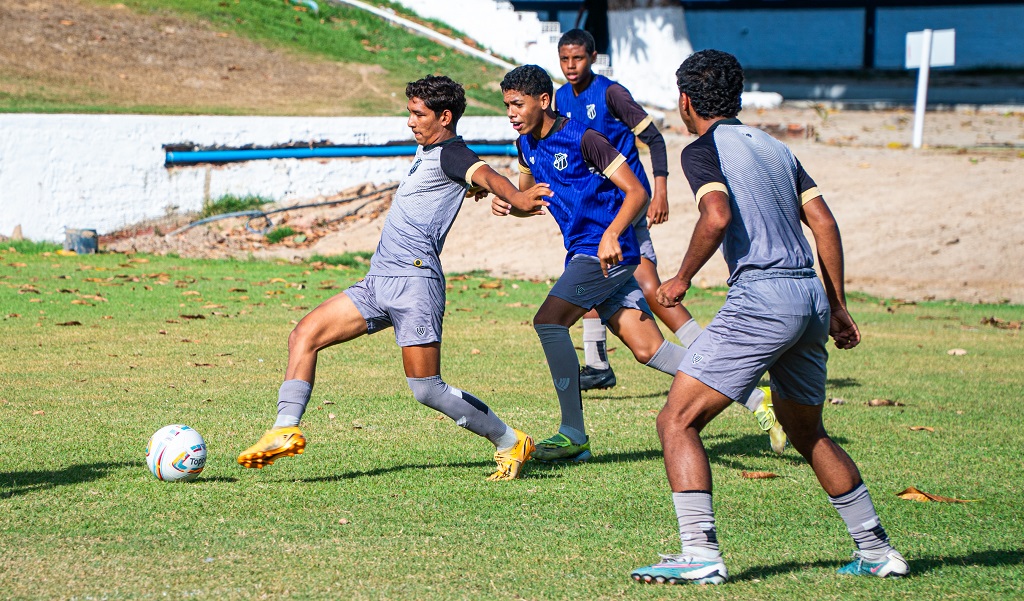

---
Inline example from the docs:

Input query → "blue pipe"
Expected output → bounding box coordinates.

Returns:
[165,143,518,165]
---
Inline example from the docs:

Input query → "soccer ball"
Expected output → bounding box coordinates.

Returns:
[146,425,207,482]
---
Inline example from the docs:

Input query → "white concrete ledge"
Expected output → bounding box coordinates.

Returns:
[0,114,513,242]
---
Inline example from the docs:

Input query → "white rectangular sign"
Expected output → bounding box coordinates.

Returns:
[906,29,956,69]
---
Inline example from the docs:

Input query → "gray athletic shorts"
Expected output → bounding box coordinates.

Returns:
[678,269,830,405]
[634,218,658,265]
[549,254,652,324]
[344,275,443,347]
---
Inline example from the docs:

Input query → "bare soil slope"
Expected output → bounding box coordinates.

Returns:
[0,0,400,115]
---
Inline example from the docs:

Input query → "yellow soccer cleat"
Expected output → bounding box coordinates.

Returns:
[237,426,307,469]
[486,429,535,481]
[754,387,787,455]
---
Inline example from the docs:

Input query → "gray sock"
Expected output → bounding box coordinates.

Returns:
[674,319,703,348]
[407,376,510,446]
[534,323,586,443]
[274,379,312,428]
[742,387,765,413]
[582,317,609,370]
[830,482,894,556]
[645,340,686,375]
[673,491,721,558]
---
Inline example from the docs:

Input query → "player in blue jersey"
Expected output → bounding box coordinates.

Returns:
[495,64,692,463]
[236,75,553,481]
[630,50,907,585]
[553,28,785,453]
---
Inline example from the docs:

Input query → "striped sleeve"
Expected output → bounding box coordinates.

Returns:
[680,137,728,204]
[795,158,821,204]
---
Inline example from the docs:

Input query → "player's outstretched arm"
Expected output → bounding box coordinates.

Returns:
[598,162,649,275]
[657,190,730,307]
[474,165,551,218]
[801,195,860,349]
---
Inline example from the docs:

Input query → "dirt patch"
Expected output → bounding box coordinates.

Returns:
[0,0,403,115]
[105,105,1024,304]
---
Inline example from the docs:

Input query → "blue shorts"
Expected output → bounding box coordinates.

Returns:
[344,275,444,347]
[678,269,830,405]
[549,254,652,324]
[634,219,658,265]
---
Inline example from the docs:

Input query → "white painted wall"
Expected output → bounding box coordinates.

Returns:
[609,7,693,110]
[0,114,513,242]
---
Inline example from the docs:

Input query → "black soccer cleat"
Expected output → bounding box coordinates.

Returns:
[580,365,616,391]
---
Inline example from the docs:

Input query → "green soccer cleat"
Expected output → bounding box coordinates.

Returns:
[754,386,787,454]
[837,549,909,578]
[531,432,592,463]
[237,426,306,469]
[631,554,728,585]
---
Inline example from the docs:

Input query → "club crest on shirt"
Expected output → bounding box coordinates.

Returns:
[529,156,535,164]
[408,158,422,175]
[553,152,568,171]
[586,103,596,120]
[691,354,704,364]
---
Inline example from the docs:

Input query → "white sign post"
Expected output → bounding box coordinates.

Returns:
[906,28,956,149]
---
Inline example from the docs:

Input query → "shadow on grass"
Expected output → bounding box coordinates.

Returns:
[0,461,135,498]
[732,548,1024,581]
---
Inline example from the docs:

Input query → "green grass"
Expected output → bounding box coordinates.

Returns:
[1,249,1023,599]
[200,194,273,218]
[264,225,298,244]
[1,0,508,115]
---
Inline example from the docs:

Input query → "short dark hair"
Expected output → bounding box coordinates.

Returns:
[405,75,466,124]
[500,65,553,99]
[675,50,744,119]
[558,28,595,54]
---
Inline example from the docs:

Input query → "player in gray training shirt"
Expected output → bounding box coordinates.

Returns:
[237,75,553,482]
[630,50,907,585]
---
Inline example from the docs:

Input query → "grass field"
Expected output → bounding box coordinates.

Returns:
[1,247,1023,600]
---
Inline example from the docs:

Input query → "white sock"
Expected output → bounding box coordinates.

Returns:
[494,425,519,452]
[674,319,703,348]
[582,317,609,369]
[743,387,765,413]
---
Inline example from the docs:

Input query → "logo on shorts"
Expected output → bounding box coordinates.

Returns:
[553,153,568,171]
[575,285,585,296]
[416,325,427,337]
[554,377,571,391]
[691,354,704,364]
[586,103,596,120]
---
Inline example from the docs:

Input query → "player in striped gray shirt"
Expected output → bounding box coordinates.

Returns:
[237,75,552,482]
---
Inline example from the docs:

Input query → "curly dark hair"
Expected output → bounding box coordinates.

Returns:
[557,28,595,54]
[405,75,466,125]
[675,50,744,119]
[500,65,553,99]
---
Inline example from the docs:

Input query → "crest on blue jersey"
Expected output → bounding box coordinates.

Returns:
[553,153,568,171]
[408,158,422,175]
[586,103,596,120]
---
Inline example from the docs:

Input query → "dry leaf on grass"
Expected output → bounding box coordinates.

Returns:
[909,426,935,432]
[741,471,779,479]
[868,398,905,407]
[947,348,968,356]
[180,314,206,320]
[896,486,977,503]
[57,321,82,326]
[32,410,45,415]
[479,280,503,289]
[829,397,846,405]
[192,363,215,367]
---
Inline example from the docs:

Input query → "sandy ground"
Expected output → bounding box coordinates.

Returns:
[313,105,1024,304]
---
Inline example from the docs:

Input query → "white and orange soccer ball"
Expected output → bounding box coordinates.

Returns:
[146,425,207,482]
